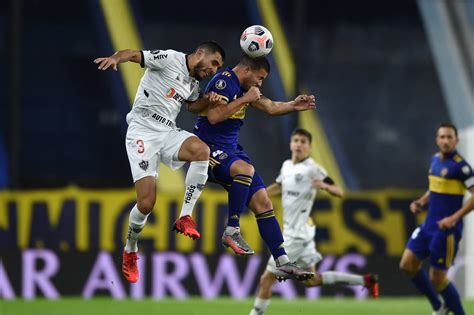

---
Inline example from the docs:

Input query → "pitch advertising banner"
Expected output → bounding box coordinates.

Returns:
[0,187,443,299]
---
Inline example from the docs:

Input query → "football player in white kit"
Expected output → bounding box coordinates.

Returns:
[249,128,379,315]
[94,41,225,283]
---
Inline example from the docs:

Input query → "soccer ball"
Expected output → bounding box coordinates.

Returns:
[240,25,273,58]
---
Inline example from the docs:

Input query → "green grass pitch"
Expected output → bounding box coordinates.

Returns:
[1,297,473,315]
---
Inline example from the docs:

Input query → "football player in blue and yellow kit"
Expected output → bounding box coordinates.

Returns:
[193,55,316,280]
[400,123,474,315]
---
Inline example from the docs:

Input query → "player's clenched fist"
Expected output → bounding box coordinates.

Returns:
[244,86,262,103]
[409,200,422,214]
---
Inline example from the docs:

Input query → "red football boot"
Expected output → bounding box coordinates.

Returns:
[364,273,379,298]
[122,251,139,283]
[173,215,201,240]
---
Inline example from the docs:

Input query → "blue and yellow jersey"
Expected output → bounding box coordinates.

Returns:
[193,68,248,150]
[424,150,474,233]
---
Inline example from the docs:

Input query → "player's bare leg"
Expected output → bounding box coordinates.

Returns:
[173,136,210,240]
[123,176,156,283]
[249,270,276,315]
[400,249,445,314]
[222,160,255,255]
[249,189,313,281]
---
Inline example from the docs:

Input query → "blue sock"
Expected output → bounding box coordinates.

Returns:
[440,282,465,315]
[411,270,442,310]
[256,210,286,260]
[227,174,252,227]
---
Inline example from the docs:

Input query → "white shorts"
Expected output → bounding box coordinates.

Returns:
[125,112,194,182]
[266,237,322,273]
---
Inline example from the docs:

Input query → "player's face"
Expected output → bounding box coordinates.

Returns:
[290,134,311,161]
[242,68,268,91]
[193,51,224,80]
[436,127,458,154]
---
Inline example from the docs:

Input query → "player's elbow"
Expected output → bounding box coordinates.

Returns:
[207,113,222,125]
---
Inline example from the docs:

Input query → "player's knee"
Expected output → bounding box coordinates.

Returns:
[254,197,273,212]
[234,163,255,177]
[189,141,210,160]
[430,276,447,291]
[399,260,417,277]
[137,196,155,214]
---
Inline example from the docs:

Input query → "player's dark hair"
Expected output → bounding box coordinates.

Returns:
[291,128,312,143]
[438,122,458,137]
[237,55,270,73]
[197,41,226,61]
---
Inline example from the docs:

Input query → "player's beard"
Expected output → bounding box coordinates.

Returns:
[192,61,206,81]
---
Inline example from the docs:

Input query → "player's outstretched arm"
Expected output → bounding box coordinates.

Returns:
[438,186,474,230]
[252,94,316,116]
[266,183,282,197]
[206,87,261,124]
[312,179,344,198]
[94,49,142,71]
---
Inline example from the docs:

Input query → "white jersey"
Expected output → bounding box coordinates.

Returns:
[129,49,200,126]
[276,157,328,241]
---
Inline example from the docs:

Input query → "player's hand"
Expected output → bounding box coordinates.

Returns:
[437,215,457,230]
[244,87,262,103]
[94,56,120,71]
[312,179,328,190]
[409,200,423,214]
[205,91,223,105]
[293,95,316,111]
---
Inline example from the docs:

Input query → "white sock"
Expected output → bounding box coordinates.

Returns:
[275,255,290,266]
[124,204,149,253]
[250,298,270,315]
[321,271,364,286]
[179,160,208,217]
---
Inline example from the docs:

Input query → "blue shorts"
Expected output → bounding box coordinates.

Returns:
[207,144,266,206]
[406,226,461,270]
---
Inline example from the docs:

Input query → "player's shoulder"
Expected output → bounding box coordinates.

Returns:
[303,157,320,169]
[453,153,465,163]
[207,68,238,93]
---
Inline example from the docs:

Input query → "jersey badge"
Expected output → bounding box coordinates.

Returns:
[218,152,228,160]
[215,79,226,90]
[295,174,303,182]
[139,160,149,171]
[462,165,471,175]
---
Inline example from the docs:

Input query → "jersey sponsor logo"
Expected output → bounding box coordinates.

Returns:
[184,185,196,204]
[153,54,168,60]
[215,79,226,90]
[287,191,300,197]
[165,87,186,105]
[139,160,149,171]
[151,50,161,54]
[441,168,448,177]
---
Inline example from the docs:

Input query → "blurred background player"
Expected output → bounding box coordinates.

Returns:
[399,123,474,315]
[249,128,379,315]
[193,55,315,281]
[94,41,225,283]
